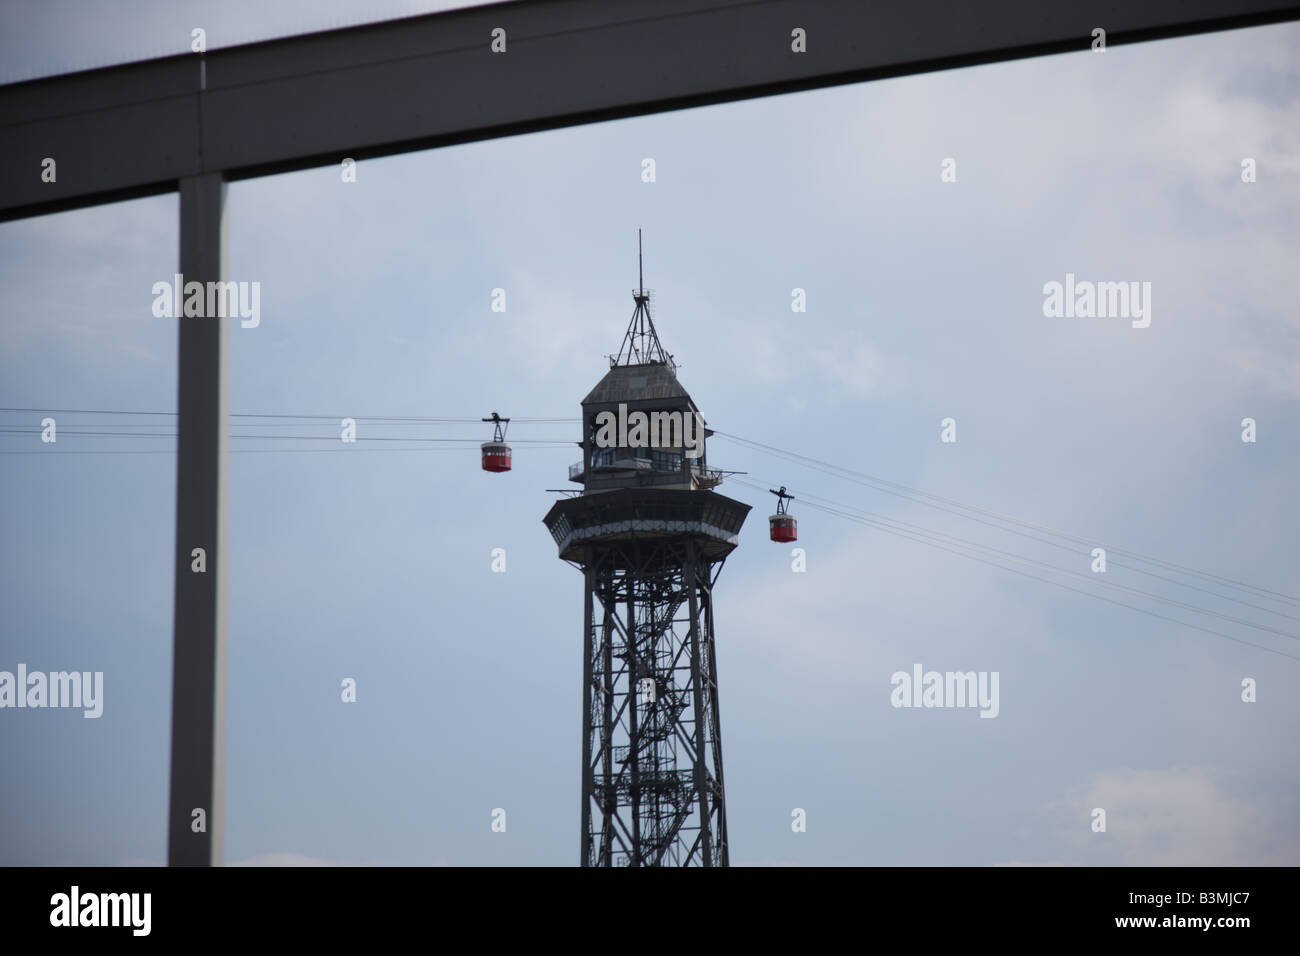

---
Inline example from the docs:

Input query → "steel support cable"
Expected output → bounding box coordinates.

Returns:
[0,406,578,424]
[6,405,1291,611]
[716,431,1300,607]
[0,446,576,455]
[740,475,1300,624]
[729,475,1300,661]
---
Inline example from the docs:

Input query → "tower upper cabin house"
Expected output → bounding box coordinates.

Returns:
[567,245,722,495]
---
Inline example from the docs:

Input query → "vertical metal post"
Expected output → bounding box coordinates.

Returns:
[580,552,595,867]
[684,542,713,866]
[703,582,729,866]
[626,579,642,863]
[168,172,229,866]
[600,585,614,866]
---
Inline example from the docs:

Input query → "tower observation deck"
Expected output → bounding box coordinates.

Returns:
[542,236,750,866]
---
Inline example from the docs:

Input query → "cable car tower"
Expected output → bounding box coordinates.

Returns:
[543,233,750,866]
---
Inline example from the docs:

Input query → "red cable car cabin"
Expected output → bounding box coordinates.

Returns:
[480,412,512,472]
[481,441,512,472]
[768,485,796,541]
[769,513,797,542]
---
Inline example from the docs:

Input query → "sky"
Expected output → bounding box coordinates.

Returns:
[1,4,1298,866]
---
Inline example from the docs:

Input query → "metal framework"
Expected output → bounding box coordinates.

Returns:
[547,488,750,866]
[583,539,728,866]
[2,0,1297,866]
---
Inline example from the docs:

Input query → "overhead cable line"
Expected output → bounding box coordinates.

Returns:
[716,431,1300,608]
[729,477,1300,662]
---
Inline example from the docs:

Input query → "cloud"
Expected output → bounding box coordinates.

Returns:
[1068,766,1298,866]
[809,334,899,399]
[0,195,176,365]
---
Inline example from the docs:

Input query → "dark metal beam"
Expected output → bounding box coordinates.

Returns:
[3,0,1299,222]
[167,173,228,866]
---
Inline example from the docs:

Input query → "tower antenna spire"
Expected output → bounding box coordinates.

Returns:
[614,229,674,368]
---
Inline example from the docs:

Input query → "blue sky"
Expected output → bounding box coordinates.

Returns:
[1,5,1298,866]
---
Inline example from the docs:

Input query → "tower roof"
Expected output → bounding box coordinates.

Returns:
[582,361,692,406]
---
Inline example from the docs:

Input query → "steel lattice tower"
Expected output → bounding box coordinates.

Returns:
[543,239,749,866]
